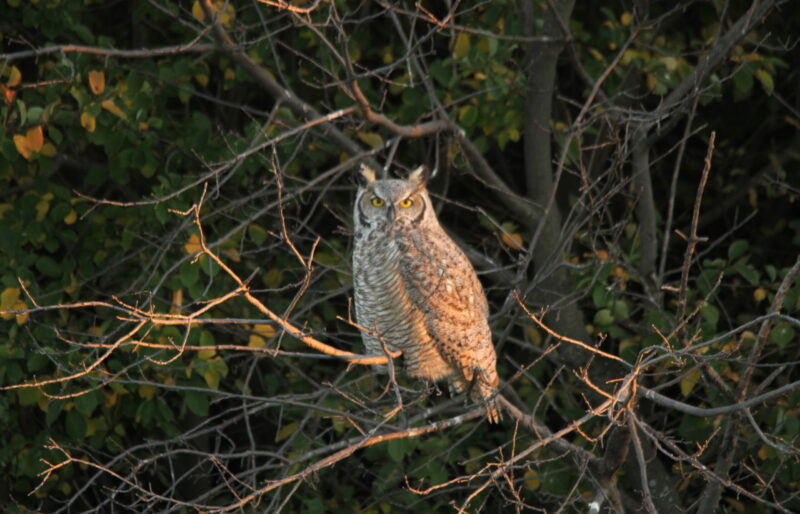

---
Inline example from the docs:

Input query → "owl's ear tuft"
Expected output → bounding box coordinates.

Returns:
[408,165,430,186]
[355,164,378,187]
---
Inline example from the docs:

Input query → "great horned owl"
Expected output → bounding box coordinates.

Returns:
[352,164,500,422]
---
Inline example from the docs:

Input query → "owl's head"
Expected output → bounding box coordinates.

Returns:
[354,164,433,229]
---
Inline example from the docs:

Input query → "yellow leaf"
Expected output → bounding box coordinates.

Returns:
[250,323,276,347]
[622,49,638,65]
[138,384,158,399]
[26,126,44,152]
[524,469,540,490]
[170,289,184,314]
[198,347,216,360]
[620,12,633,26]
[458,104,476,123]
[1,288,21,316]
[382,45,393,64]
[588,48,604,61]
[661,56,678,72]
[646,73,658,91]
[184,233,202,254]
[13,134,32,159]
[40,142,57,157]
[218,1,235,27]
[35,199,50,221]
[501,232,524,251]
[722,369,739,383]
[64,209,78,225]
[680,368,701,397]
[80,112,96,133]
[191,0,205,21]
[248,335,266,348]
[275,421,299,442]
[255,324,276,337]
[85,417,97,437]
[7,65,22,87]
[357,132,383,149]
[101,99,127,120]
[526,325,542,346]
[453,32,470,59]
[104,389,126,407]
[16,304,30,324]
[203,368,220,389]
[88,70,106,95]
[223,247,240,262]
[195,73,209,87]
[263,268,283,288]
[3,85,15,105]
[618,338,637,356]
[753,287,767,302]
[224,68,236,81]
[724,498,746,512]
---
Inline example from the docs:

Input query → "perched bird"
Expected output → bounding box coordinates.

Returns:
[352,164,500,422]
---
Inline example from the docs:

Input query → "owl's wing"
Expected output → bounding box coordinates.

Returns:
[398,228,493,380]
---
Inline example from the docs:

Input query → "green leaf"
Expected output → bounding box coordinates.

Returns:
[727,240,749,261]
[66,409,87,439]
[679,414,713,442]
[458,105,478,129]
[275,421,298,442]
[184,390,209,416]
[770,322,795,347]
[17,387,41,406]
[387,437,409,463]
[35,255,62,278]
[27,106,43,124]
[765,264,777,282]
[179,261,199,288]
[429,60,451,87]
[592,286,611,308]
[732,66,754,100]
[697,269,723,297]
[302,497,325,514]
[453,32,470,59]
[26,352,49,373]
[755,68,774,95]
[612,300,630,321]
[248,224,268,245]
[74,390,100,417]
[197,330,216,360]
[46,399,65,426]
[700,304,719,327]
[736,264,760,285]
[593,309,614,326]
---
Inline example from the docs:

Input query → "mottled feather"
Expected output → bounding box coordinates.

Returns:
[352,164,501,422]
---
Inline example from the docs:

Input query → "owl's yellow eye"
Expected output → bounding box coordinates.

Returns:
[399,198,414,208]
[370,197,384,207]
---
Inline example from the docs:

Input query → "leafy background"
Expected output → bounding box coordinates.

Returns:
[1,0,799,512]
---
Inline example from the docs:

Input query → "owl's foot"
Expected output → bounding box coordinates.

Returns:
[470,377,502,424]
[482,398,502,424]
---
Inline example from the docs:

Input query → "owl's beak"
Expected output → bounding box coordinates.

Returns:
[385,204,395,221]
